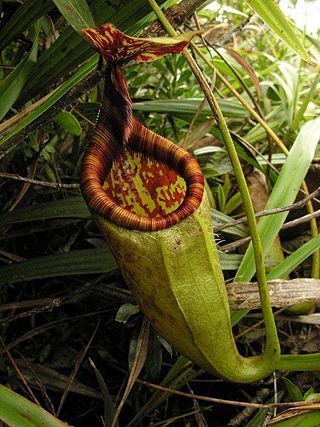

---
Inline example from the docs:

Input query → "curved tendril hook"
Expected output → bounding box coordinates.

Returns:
[80,24,280,383]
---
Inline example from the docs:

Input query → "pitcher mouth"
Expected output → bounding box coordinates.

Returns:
[80,118,204,231]
[79,25,204,231]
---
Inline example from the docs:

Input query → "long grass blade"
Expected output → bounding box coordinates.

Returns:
[134,98,249,119]
[0,248,241,286]
[0,197,88,226]
[111,318,150,427]
[267,235,320,280]
[0,0,53,51]
[244,0,309,61]
[236,118,320,282]
[89,359,119,427]
[0,21,40,121]
[0,57,97,156]
[53,0,95,33]
[0,248,117,286]
[0,384,68,427]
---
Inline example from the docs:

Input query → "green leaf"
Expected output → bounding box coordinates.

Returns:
[145,327,163,382]
[305,392,320,402]
[304,389,316,401]
[79,98,249,122]
[267,235,320,280]
[217,185,226,212]
[270,411,320,426]
[0,0,54,51]
[282,378,304,402]
[277,341,320,384]
[134,98,249,119]
[219,253,242,270]
[0,197,88,227]
[116,303,140,323]
[0,247,239,286]
[0,21,40,121]
[53,111,82,135]
[0,197,249,239]
[0,249,117,286]
[224,191,242,215]
[278,353,320,372]
[244,106,285,144]
[18,0,168,105]
[89,359,119,427]
[0,384,68,427]
[290,70,320,132]
[244,0,310,62]
[237,118,320,282]
[212,209,249,238]
[53,0,95,34]
[0,57,97,156]
[245,392,284,427]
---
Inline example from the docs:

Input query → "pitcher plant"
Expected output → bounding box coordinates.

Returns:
[80,23,280,383]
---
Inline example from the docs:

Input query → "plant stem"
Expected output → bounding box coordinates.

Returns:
[193,44,319,279]
[147,0,280,360]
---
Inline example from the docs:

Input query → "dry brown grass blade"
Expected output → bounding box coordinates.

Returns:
[0,248,26,262]
[1,310,111,352]
[0,91,54,134]
[16,360,102,400]
[16,354,56,415]
[224,46,262,97]
[8,156,38,212]
[110,317,150,427]
[0,337,40,406]
[56,320,100,416]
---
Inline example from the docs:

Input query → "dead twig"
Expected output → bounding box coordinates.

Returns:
[0,172,80,190]
[137,379,320,410]
[215,187,320,232]
[219,207,320,252]
[56,321,100,416]
[2,279,320,327]
[227,278,320,310]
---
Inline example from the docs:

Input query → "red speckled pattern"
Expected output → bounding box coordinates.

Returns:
[104,150,187,218]
[82,23,195,64]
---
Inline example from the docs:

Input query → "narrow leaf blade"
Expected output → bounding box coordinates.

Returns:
[0,0,53,51]
[237,118,320,281]
[244,0,310,61]
[0,197,89,227]
[53,0,95,33]
[0,56,97,156]
[267,235,320,281]
[0,248,117,286]
[0,384,68,427]
[0,23,39,121]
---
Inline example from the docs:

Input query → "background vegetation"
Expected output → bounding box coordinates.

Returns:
[0,0,320,425]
